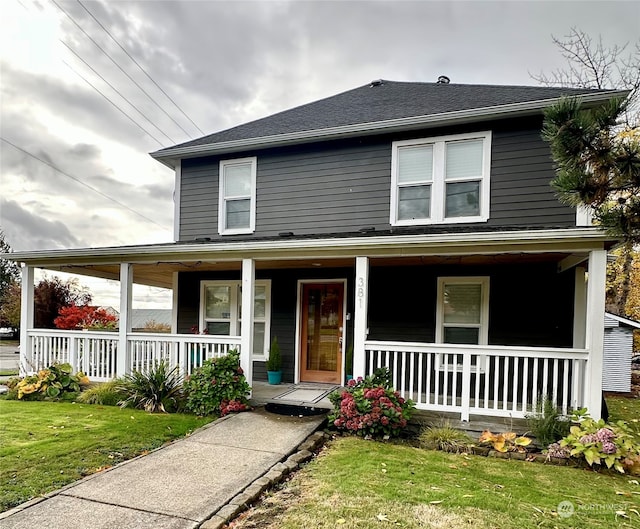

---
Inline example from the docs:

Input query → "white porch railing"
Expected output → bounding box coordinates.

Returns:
[24,330,241,381]
[364,340,589,421]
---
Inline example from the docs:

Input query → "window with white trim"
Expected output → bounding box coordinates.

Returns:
[200,280,271,359]
[435,277,490,372]
[390,132,491,225]
[218,157,257,235]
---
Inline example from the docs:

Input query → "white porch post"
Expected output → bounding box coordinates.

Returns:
[171,271,179,334]
[573,266,587,348]
[240,258,255,391]
[584,250,606,419]
[19,264,35,376]
[117,263,133,377]
[353,256,369,380]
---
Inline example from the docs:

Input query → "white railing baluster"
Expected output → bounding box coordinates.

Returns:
[521,357,529,414]
[483,356,490,411]
[552,358,559,405]
[502,357,509,411]
[562,359,569,415]
[493,357,500,410]
[512,356,519,413]
[425,352,432,405]
[408,352,415,402]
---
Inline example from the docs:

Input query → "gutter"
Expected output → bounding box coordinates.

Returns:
[6,228,615,266]
[149,91,628,169]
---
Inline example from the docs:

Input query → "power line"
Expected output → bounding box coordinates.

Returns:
[63,60,165,147]
[61,41,176,144]
[76,0,205,136]
[50,0,194,139]
[1,137,170,232]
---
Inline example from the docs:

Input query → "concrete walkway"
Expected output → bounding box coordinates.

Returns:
[0,408,326,529]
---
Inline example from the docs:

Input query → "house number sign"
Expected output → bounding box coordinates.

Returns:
[357,276,365,308]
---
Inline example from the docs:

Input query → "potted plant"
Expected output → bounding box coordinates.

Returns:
[266,336,282,385]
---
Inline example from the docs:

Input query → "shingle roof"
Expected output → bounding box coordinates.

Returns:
[155,80,618,154]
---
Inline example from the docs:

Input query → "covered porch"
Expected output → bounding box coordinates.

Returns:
[12,228,609,420]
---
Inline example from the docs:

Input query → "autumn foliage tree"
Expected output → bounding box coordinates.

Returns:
[54,305,117,330]
[34,277,92,329]
[0,230,20,328]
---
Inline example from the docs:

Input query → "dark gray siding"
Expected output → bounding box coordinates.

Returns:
[177,267,355,383]
[367,261,574,348]
[179,115,575,241]
[176,261,574,382]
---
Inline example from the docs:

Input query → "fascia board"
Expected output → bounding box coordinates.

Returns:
[149,91,628,167]
[604,312,640,329]
[6,228,614,267]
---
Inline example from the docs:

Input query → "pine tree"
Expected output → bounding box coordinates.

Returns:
[542,96,640,243]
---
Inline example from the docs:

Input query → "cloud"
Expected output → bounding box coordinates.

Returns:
[2,0,638,309]
[1,199,86,251]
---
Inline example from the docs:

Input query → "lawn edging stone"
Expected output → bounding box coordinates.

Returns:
[468,444,580,468]
[200,430,329,529]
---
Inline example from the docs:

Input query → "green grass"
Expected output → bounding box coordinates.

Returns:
[607,394,640,436]
[0,369,18,376]
[234,437,640,529]
[0,399,213,512]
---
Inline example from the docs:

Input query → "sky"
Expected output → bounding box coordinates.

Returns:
[1,0,639,309]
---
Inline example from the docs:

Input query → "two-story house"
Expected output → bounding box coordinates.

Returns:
[10,78,626,421]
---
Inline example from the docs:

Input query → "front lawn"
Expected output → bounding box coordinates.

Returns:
[607,394,640,436]
[232,437,640,528]
[0,400,213,512]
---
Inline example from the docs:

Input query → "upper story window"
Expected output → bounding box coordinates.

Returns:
[218,157,257,235]
[390,131,491,226]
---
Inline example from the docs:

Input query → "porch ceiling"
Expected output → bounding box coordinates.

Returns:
[44,252,577,290]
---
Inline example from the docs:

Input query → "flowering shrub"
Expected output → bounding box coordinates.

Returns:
[557,408,640,474]
[184,350,251,416]
[328,368,415,439]
[54,304,117,330]
[14,363,89,400]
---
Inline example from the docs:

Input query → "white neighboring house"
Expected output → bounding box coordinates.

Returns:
[603,312,639,393]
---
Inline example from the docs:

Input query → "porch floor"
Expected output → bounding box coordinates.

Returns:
[250,382,529,439]
[250,381,336,410]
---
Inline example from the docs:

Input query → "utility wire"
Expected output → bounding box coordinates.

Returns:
[51,0,194,139]
[0,137,170,232]
[76,0,205,136]
[62,41,176,144]
[64,60,165,147]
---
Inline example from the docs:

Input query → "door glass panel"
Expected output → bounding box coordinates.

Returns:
[305,285,341,372]
[205,286,231,319]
